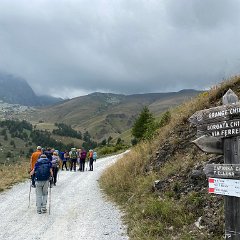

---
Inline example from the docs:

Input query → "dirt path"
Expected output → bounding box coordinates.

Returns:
[0,152,129,240]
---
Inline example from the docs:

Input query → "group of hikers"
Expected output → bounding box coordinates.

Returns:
[29,146,97,214]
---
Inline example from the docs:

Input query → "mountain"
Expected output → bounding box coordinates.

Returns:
[25,90,202,142]
[0,72,62,106]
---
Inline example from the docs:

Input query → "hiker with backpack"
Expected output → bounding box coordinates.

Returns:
[59,150,64,169]
[79,148,87,171]
[62,150,69,171]
[44,147,53,161]
[93,150,97,162]
[29,146,42,188]
[51,151,60,186]
[77,148,81,166]
[30,154,53,214]
[69,148,78,171]
[88,149,94,171]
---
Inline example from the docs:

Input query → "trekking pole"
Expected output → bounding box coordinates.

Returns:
[49,182,52,215]
[28,178,32,208]
[58,169,60,181]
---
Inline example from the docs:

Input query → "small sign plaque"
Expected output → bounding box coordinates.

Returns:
[208,178,240,197]
[204,164,240,179]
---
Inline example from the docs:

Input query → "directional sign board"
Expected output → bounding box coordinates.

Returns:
[197,119,240,138]
[208,178,240,197]
[189,103,240,126]
[204,164,240,179]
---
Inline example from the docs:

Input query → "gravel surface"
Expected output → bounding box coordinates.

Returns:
[0,152,129,240]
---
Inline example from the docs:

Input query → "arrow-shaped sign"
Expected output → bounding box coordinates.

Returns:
[192,135,223,154]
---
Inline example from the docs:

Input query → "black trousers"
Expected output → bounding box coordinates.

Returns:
[52,167,58,184]
[70,159,77,171]
[62,161,68,170]
[89,158,94,171]
[79,159,85,171]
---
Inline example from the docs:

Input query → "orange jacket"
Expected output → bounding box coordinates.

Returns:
[30,150,42,170]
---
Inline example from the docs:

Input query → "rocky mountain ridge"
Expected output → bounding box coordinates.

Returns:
[0,72,62,106]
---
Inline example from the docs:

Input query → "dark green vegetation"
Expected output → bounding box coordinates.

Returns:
[0,119,69,163]
[0,119,128,165]
[53,123,82,139]
[131,107,171,144]
[100,77,240,239]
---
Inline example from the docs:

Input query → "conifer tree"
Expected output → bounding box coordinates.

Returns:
[131,106,155,141]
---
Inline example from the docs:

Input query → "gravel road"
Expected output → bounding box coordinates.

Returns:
[0,152,129,240]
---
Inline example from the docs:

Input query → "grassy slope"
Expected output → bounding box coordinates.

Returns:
[99,76,240,239]
[0,161,29,192]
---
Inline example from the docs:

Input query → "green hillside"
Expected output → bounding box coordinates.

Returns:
[99,76,240,239]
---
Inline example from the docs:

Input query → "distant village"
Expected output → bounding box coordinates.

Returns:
[0,100,35,120]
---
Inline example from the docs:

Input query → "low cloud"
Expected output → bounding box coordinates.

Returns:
[0,0,240,97]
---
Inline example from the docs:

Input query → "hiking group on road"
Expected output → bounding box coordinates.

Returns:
[29,146,97,214]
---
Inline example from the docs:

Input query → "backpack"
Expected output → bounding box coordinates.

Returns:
[51,156,59,168]
[71,150,77,159]
[35,159,51,181]
[80,150,87,159]
[44,150,52,161]
[93,152,97,160]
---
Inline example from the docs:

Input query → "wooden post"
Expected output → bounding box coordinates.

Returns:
[189,89,240,239]
[223,90,240,240]
[224,136,240,239]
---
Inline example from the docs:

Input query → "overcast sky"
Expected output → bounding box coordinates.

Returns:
[0,0,240,98]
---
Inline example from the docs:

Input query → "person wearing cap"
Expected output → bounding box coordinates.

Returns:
[30,146,42,188]
[30,154,53,214]
[69,147,78,171]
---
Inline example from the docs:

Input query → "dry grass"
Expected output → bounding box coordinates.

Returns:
[100,142,152,200]
[100,75,240,239]
[0,160,29,192]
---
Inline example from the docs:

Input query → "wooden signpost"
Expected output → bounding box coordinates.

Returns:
[189,89,240,240]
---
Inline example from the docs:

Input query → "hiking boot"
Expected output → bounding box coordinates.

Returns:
[31,184,36,188]
[37,210,42,214]
[41,208,47,213]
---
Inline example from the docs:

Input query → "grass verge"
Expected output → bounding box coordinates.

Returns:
[0,160,29,192]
